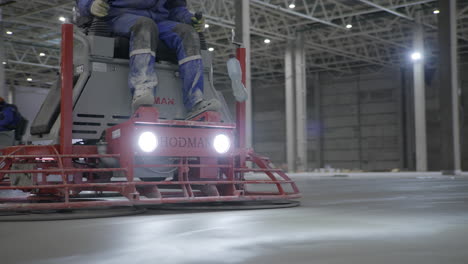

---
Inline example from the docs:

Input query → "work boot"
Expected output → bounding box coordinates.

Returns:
[132,87,155,112]
[186,99,221,120]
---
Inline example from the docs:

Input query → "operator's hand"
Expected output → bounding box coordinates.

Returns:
[191,15,206,33]
[90,0,109,18]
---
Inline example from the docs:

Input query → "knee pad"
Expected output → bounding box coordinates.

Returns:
[130,17,159,57]
[172,23,201,62]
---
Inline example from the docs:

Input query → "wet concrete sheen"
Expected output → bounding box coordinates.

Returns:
[1,176,468,264]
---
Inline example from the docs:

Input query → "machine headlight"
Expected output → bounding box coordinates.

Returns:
[138,132,158,153]
[213,134,231,154]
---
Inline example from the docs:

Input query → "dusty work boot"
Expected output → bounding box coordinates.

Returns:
[132,87,155,113]
[186,99,221,120]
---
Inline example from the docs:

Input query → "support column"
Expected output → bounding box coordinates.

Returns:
[285,42,296,172]
[234,0,252,150]
[285,35,308,172]
[438,0,461,174]
[295,34,307,172]
[314,73,323,168]
[413,19,428,172]
[0,8,6,99]
[7,84,14,104]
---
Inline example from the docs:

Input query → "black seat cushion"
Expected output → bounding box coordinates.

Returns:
[114,37,178,64]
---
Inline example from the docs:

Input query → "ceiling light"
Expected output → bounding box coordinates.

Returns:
[6,31,12,35]
[411,52,423,61]
[346,24,353,29]
[208,47,215,52]
[27,78,33,82]
[2,62,6,65]
[205,24,210,29]
[289,3,296,9]
[59,16,66,22]
[264,39,271,44]
[39,53,46,57]
[433,9,440,14]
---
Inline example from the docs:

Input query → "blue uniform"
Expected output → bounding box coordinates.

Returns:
[77,0,204,109]
[0,103,21,132]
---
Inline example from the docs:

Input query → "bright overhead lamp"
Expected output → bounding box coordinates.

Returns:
[2,62,6,65]
[39,53,46,57]
[264,38,271,44]
[346,24,353,29]
[411,51,423,61]
[208,47,215,52]
[433,9,440,14]
[6,31,12,35]
[205,24,210,29]
[289,3,296,9]
[59,16,66,22]
[27,78,33,82]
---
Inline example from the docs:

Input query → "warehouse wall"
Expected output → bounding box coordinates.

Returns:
[218,80,288,168]
[248,70,403,171]
[311,70,403,171]
[251,80,287,168]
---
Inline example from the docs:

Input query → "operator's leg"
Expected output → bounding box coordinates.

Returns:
[111,14,159,112]
[157,21,220,117]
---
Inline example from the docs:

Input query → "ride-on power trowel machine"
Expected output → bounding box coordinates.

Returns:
[0,22,300,211]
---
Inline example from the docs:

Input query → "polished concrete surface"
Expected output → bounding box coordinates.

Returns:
[1,175,468,264]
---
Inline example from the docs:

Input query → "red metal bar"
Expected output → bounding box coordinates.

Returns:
[0,168,127,174]
[60,24,74,157]
[0,181,295,190]
[0,154,120,159]
[235,168,283,172]
[0,194,302,211]
[135,164,232,168]
[135,119,235,129]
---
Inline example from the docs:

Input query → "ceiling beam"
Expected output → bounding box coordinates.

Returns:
[250,0,344,29]
[356,0,415,21]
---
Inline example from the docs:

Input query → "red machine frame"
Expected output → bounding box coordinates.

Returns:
[0,24,300,211]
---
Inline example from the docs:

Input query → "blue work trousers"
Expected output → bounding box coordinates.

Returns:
[112,14,204,110]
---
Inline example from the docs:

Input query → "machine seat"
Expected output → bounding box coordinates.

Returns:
[30,36,179,137]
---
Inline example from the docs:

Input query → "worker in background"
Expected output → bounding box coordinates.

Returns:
[0,97,27,147]
[77,0,220,118]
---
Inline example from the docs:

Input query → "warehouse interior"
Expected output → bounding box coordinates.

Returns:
[1,0,468,263]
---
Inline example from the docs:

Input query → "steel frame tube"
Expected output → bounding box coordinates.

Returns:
[60,24,73,157]
[235,0,252,150]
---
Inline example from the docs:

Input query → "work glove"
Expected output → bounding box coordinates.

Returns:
[90,0,109,18]
[191,15,206,33]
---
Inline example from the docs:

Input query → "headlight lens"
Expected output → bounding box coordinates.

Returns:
[213,134,231,154]
[138,132,158,153]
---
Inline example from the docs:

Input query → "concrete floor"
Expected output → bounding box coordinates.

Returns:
[1,174,468,264]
